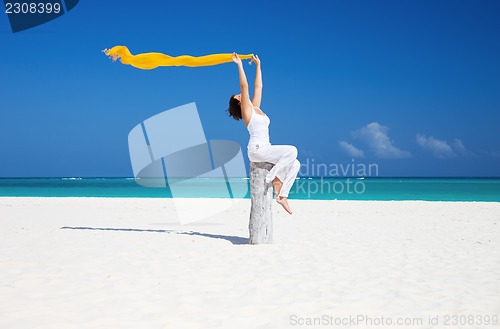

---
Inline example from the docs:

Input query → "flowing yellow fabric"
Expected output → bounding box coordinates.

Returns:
[103,46,254,70]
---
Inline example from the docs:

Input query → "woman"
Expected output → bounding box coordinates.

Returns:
[228,53,300,214]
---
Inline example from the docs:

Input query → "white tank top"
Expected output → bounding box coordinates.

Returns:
[247,106,270,148]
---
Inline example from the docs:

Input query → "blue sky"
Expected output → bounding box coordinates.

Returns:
[1,0,499,177]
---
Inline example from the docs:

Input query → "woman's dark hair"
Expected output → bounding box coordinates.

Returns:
[228,95,242,120]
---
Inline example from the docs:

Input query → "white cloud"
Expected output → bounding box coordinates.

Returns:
[352,122,411,159]
[479,150,500,158]
[416,134,455,159]
[339,141,365,158]
[452,138,466,154]
[452,138,477,157]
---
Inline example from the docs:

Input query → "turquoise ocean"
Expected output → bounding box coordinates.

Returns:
[0,177,499,201]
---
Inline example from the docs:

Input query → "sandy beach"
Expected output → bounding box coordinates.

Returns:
[1,197,499,328]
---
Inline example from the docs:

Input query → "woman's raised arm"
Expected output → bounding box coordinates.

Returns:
[232,53,252,121]
[252,55,262,108]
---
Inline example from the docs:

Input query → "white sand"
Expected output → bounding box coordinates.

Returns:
[1,197,499,329]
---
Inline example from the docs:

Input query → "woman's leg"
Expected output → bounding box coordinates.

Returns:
[259,145,298,184]
[274,159,300,214]
[248,145,297,174]
[277,159,300,198]
[248,145,299,214]
[272,177,283,197]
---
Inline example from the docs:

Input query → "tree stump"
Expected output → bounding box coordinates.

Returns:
[249,162,274,244]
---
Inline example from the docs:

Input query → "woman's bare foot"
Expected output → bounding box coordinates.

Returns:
[272,178,282,199]
[276,196,293,214]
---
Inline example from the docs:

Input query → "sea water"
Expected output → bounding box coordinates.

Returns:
[0,177,499,201]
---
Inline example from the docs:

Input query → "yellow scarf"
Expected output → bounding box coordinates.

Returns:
[103,46,254,70]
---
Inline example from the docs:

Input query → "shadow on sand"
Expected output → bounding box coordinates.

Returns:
[60,226,249,245]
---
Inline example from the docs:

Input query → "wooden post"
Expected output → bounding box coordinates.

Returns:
[249,162,274,244]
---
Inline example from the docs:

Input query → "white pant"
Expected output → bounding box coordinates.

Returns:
[248,144,300,197]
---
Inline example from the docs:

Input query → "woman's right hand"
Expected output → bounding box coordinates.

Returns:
[232,52,242,65]
[251,54,260,66]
